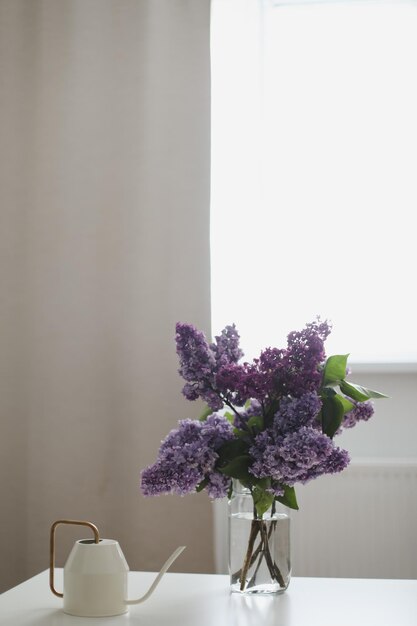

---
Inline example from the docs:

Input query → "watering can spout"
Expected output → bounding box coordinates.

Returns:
[125,546,186,605]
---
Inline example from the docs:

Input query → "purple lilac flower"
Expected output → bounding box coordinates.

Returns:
[201,412,236,447]
[175,323,220,409]
[216,319,331,407]
[175,323,244,410]
[210,324,243,366]
[175,323,215,382]
[256,347,287,396]
[268,482,285,497]
[142,420,215,496]
[141,414,234,497]
[294,446,350,482]
[141,320,379,506]
[342,400,374,429]
[216,362,270,406]
[249,425,349,486]
[249,429,277,478]
[228,321,331,405]
[206,472,231,498]
[272,392,322,436]
[216,348,288,406]
[279,427,330,469]
[181,383,200,401]
[283,319,332,396]
[320,447,350,474]
[141,458,202,497]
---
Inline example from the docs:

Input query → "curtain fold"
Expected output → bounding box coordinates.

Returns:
[0,0,212,592]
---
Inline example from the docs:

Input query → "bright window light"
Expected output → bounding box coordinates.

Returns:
[210,0,417,364]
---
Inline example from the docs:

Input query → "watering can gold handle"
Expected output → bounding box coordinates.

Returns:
[49,519,100,597]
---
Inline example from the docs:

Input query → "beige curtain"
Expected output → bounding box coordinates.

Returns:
[0,0,211,592]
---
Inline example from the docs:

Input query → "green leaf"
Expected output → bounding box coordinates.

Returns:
[252,486,275,518]
[253,477,271,490]
[247,415,264,433]
[336,394,355,414]
[217,439,248,465]
[218,455,251,479]
[196,478,209,492]
[320,386,337,398]
[275,485,299,510]
[198,405,213,421]
[340,380,389,402]
[322,354,349,386]
[233,428,249,439]
[224,411,235,424]
[321,394,345,438]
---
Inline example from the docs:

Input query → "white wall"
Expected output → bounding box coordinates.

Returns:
[0,0,212,594]
[337,369,417,459]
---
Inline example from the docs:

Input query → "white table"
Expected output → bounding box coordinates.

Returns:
[1,569,416,626]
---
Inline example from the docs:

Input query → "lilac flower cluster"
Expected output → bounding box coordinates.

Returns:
[176,322,242,410]
[141,319,379,506]
[141,413,234,497]
[284,320,331,395]
[342,400,374,429]
[250,426,349,487]
[217,320,331,404]
[248,391,349,487]
[210,325,244,366]
[272,392,322,436]
[176,319,331,411]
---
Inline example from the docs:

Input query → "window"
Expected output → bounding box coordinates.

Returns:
[210,0,417,365]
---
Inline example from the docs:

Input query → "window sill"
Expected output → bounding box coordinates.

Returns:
[348,362,417,374]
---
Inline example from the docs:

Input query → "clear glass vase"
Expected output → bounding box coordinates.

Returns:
[228,480,291,594]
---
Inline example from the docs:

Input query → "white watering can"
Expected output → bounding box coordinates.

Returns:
[49,519,185,617]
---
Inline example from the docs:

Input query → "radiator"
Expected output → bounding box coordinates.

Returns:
[213,459,417,579]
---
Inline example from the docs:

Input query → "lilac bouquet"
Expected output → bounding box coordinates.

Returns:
[141,319,386,590]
